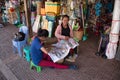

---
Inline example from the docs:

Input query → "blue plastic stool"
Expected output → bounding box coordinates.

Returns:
[12,26,28,57]
[23,45,31,62]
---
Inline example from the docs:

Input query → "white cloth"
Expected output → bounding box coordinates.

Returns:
[105,0,120,59]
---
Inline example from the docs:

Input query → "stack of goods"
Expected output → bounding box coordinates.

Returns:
[32,0,61,37]
[44,1,61,37]
[45,1,61,16]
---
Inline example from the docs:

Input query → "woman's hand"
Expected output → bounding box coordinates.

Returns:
[65,36,70,40]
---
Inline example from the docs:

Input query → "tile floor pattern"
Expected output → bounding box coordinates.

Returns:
[0,71,7,80]
[0,23,120,80]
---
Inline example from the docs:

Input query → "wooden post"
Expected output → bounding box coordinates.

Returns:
[24,0,33,38]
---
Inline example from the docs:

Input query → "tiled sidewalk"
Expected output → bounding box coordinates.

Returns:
[0,71,7,80]
[0,24,120,80]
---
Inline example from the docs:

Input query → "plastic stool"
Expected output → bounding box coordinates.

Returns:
[23,45,31,62]
[30,61,41,73]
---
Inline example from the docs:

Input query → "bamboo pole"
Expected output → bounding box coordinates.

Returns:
[24,0,33,37]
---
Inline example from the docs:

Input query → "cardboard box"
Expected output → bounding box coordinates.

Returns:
[41,8,45,15]
[45,1,61,15]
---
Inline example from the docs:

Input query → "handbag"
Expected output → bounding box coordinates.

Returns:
[14,32,25,41]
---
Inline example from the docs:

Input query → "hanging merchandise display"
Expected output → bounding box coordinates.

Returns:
[1,2,8,23]
[0,1,6,23]
[105,1,113,14]
[11,0,21,24]
[2,11,8,23]
[87,2,96,26]
[31,0,90,38]
[7,1,17,24]
[95,1,102,17]
[68,0,78,34]
[3,0,21,25]
[61,4,67,15]
[70,11,77,20]
[70,0,74,10]
[74,5,81,18]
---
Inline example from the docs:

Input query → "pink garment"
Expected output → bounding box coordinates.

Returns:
[39,53,69,69]
[55,24,73,41]
[39,60,69,69]
[43,53,51,61]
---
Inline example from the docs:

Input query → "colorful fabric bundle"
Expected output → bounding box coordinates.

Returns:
[95,2,102,16]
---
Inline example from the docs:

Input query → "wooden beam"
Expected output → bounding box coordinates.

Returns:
[24,0,32,37]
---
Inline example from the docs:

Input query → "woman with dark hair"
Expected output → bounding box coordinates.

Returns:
[55,15,73,41]
[30,28,77,69]
[55,15,78,62]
